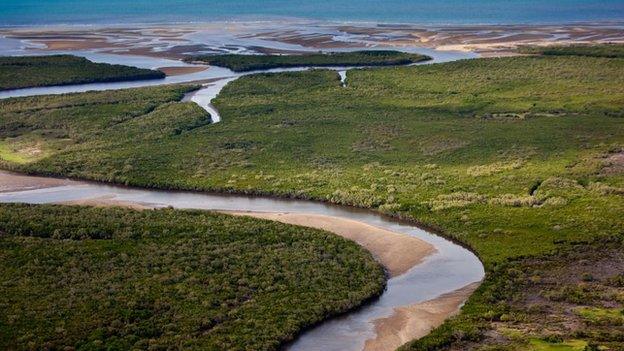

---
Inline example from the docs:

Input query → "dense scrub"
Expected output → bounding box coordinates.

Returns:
[0,55,165,90]
[187,50,430,71]
[0,85,201,164]
[401,234,624,351]
[0,203,385,350]
[1,55,623,349]
[518,43,624,58]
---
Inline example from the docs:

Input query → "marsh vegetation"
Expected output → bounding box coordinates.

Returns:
[0,204,385,350]
[1,54,623,350]
[187,50,430,71]
[0,55,165,91]
[518,43,624,59]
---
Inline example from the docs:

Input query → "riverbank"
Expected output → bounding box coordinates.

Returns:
[0,169,484,351]
[224,211,435,278]
[1,52,619,350]
[0,202,387,351]
[157,65,208,76]
[26,176,438,279]
[364,282,480,351]
[0,170,72,192]
[2,44,621,350]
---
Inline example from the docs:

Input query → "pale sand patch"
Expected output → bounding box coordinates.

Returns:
[58,195,152,210]
[224,211,436,277]
[157,66,208,76]
[48,192,435,278]
[602,151,624,176]
[0,171,72,193]
[363,282,481,351]
[33,39,121,51]
[0,171,435,277]
[1,170,474,350]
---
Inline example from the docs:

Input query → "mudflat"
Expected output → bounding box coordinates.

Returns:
[0,171,72,193]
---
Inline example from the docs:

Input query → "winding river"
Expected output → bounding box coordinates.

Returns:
[0,48,484,351]
[0,48,477,122]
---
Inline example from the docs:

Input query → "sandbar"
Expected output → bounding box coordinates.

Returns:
[363,282,481,351]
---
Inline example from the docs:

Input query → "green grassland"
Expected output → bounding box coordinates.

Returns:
[518,43,624,58]
[0,203,385,350]
[187,50,430,71]
[1,54,623,349]
[0,55,165,91]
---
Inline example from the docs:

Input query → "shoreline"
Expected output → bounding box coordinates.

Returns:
[0,166,484,265]
[2,21,623,60]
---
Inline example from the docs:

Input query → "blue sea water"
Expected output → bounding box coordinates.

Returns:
[1,0,624,26]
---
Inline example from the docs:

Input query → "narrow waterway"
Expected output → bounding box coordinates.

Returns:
[0,172,484,351]
[0,49,477,122]
[0,48,483,350]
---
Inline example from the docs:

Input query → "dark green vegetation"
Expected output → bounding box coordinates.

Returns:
[0,203,385,350]
[0,55,165,91]
[187,50,430,71]
[1,55,623,350]
[519,43,624,59]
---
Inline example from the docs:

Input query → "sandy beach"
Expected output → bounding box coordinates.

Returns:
[363,282,481,351]
[59,195,153,210]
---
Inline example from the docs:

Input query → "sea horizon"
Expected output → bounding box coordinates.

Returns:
[2,0,624,27]
[3,18,624,30]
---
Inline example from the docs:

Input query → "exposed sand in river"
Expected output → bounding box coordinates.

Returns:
[0,172,464,351]
[1,172,436,279]
[0,171,72,193]
[225,211,436,278]
[0,171,435,278]
[363,282,481,351]
[157,66,208,76]
[32,39,117,51]
[60,195,153,210]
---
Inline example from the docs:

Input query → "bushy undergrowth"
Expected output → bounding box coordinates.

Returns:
[0,55,165,90]
[0,204,385,350]
[187,50,430,71]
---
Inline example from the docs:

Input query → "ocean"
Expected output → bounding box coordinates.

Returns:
[1,0,624,26]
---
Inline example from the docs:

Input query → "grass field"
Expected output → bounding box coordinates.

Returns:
[1,54,623,349]
[187,50,430,71]
[0,204,385,351]
[0,55,165,90]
